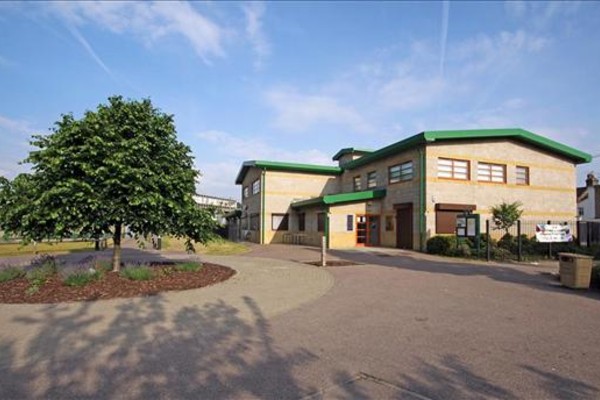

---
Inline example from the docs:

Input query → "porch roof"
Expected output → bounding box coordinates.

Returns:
[291,189,386,209]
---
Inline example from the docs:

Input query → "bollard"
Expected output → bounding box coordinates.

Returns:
[321,236,327,267]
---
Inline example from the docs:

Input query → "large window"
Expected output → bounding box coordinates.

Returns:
[243,186,249,198]
[389,161,413,183]
[252,179,260,195]
[477,162,506,183]
[435,204,475,234]
[317,212,326,232]
[298,213,305,231]
[271,214,289,231]
[353,176,362,191]
[367,171,377,188]
[438,158,469,180]
[516,166,529,185]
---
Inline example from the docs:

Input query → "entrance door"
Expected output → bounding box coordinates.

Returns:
[396,204,413,249]
[356,215,380,246]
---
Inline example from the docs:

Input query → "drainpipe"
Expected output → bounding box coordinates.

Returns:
[325,206,330,249]
[261,168,266,245]
[419,147,426,251]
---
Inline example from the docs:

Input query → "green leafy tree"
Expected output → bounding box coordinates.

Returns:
[490,201,524,236]
[0,96,216,271]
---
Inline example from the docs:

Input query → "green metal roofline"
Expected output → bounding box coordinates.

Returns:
[343,128,592,170]
[291,189,386,209]
[332,147,374,161]
[235,160,342,184]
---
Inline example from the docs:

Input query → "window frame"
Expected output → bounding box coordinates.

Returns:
[437,158,470,181]
[388,161,414,184]
[271,213,289,231]
[252,179,260,195]
[477,162,506,184]
[367,171,377,188]
[243,186,249,199]
[346,215,354,231]
[353,176,362,192]
[516,166,530,186]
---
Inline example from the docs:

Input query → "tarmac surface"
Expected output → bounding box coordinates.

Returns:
[1,243,599,399]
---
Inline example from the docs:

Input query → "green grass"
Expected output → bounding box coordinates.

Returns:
[0,241,107,257]
[0,267,25,283]
[176,262,203,272]
[120,265,154,281]
[161,237,248,255]
[63,270,102,287]
[26,260,58,293]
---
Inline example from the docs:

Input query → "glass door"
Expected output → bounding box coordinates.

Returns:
[356,215,367,245]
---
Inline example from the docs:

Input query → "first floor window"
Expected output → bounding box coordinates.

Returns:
[317,212,326,232]
[298,213,305,231]
[346,215,354,231]
[516,166,529,185]
[367,171,377,188]
[438,158,469,180]
[243,186,249,198]
[272,214,289,231]
[389,161,413,183]
[252,179,260,195]
[353,176,362,191]
[477,162,506,183]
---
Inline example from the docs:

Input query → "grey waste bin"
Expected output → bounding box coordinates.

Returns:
[558,253,593,289]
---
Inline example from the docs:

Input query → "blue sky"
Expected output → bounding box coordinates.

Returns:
[1,1,599,199]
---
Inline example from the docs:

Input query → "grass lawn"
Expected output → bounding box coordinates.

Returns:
[161,237,249,255]
[0,241,107,257]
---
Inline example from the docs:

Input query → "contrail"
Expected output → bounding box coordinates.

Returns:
[66,24,115,79]
[439,0,450,77]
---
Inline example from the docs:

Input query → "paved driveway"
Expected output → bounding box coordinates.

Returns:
[0,244,599,399]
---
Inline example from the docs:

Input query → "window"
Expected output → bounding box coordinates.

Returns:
[438,158,469,180]
[385,216,394,231]
[389,161,413,183]
[271,214,289,231]
[353,176,362,191]
[243,186,249,198]
[298,213,306,231]
[317,212,326,232]
[477,162,506,183]
[367,171,377,188]
[252,179,260,195]
[578,207,584,217]
[435,203,475,234]
[346,215,354,231]
[516,166,529,185]
[250,213,260,231]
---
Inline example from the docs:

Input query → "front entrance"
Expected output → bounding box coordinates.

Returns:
[395,203,413,249]
[356,215,380,246]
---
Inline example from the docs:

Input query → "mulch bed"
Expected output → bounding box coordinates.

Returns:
[0,263,235,304]
[305,260,361,267]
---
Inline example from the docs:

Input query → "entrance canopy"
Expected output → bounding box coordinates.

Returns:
[291,189,386,209]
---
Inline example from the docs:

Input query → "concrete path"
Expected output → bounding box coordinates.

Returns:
[1,243,600,399]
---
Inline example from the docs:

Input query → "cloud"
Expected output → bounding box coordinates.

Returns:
[265,87,371,133]
[242,1,270,70]
[0,115,36,136]
[51,1,225,63]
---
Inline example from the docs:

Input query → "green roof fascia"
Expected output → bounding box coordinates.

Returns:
[291,189,386,209]
[235,160,342,184]
[332,147,374,161]
[422,128,592,163]
[343,134,427,170]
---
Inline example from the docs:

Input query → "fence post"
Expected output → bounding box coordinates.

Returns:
[321,236,327,267]
[517,220,522,262]
[486,219,491,262]
[547,220,552,259]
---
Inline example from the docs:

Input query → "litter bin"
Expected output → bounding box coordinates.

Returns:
[558,253,593,289]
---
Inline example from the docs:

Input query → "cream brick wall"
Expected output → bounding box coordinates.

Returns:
[425,139,577,238]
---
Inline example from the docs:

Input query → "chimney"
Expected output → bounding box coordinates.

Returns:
[586,172,598,187]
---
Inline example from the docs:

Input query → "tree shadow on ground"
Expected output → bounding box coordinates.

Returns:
[0,295,319,399]
[395,354,599,400]
[329,249,600,301]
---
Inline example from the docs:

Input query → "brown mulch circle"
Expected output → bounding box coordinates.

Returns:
[305,260,362,267]
[0,263,235,304]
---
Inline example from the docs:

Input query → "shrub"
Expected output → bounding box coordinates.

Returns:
[449,243,472,258]
[120,265,153,281]
[63,269,102,287]
[0,267,25,283]
[426,235,457,255]
[176,262,203,272]
[490,246,513,261]
[30,254,57,274]
[26,262,58,286]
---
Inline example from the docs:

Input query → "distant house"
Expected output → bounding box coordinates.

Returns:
[193,194,240,225]
[577,173,600,222]
[235,128,591,250]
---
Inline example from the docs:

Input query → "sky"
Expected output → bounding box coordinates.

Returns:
[1,1,599,200]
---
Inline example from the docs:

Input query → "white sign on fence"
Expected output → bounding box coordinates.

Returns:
[535,224,572,243]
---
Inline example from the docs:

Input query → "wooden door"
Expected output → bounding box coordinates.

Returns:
[396,204,413,249]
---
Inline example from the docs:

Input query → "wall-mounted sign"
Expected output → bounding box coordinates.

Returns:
[535,224,572,243]
[456,214,479,238]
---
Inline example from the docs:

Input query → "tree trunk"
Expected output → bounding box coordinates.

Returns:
[112,223,122,272]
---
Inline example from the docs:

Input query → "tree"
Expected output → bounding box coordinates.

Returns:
[0,96,216,271]
[490,201,523,236]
